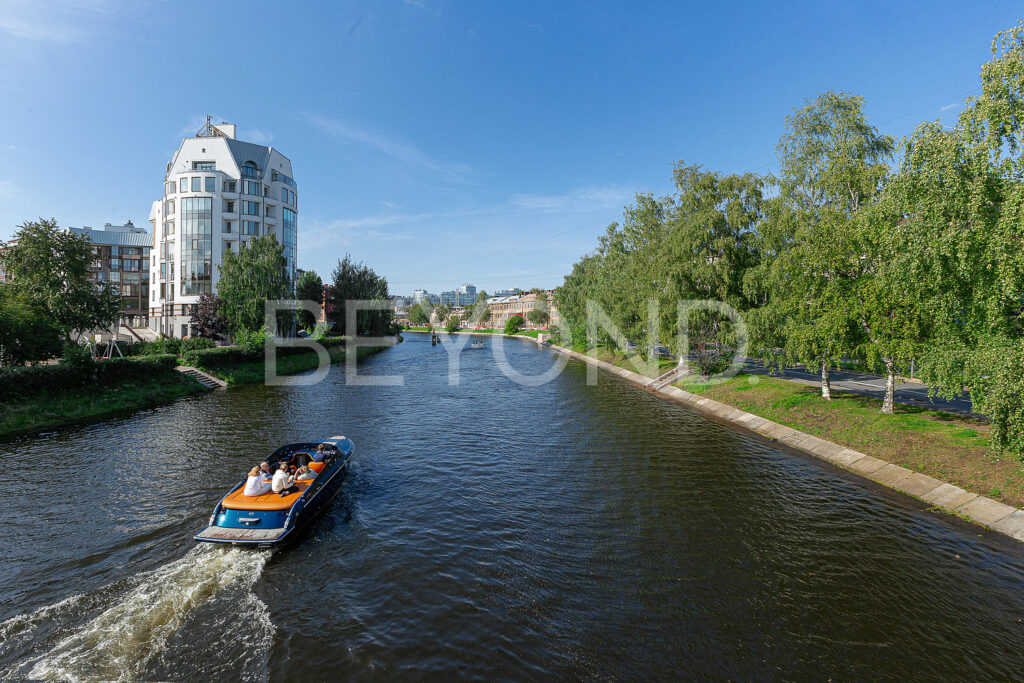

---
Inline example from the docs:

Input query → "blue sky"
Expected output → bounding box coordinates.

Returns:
[0,1,1018,295]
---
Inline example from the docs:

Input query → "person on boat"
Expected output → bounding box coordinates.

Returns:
[272,463,299,496]
[243,466,272,497]
[312,444,330,463]
[295,465,316,481]
[259,461,273,481]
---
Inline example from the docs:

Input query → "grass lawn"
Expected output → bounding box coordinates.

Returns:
[0,374,206,437]
[198,343,390,385]
[678,373,1024,508]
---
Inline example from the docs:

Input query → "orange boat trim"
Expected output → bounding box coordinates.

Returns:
[221,481,313,511]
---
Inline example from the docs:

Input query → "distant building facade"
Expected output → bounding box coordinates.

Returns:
[70,222,153,328]
[486,291,559,328]
[149,119,298,338]
[439,283,477,307]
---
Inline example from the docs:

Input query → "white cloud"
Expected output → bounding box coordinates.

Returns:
[0,0,121,42]
[509,185,635,213]
[939,102,961,112]
[0,180,23,198]
[302,112,474,182]
[241,128,275,145]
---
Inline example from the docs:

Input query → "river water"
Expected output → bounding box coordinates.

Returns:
[1,333,1023,680]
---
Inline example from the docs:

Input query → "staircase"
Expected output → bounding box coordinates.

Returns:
[647,363,689,391]
[175,365,227,390]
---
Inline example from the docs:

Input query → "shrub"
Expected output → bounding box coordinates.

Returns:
[0,354,179,401]
[504,315,524,336]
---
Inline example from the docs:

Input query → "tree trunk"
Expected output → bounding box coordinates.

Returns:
[821,359,832,400]
[881,358,896,414]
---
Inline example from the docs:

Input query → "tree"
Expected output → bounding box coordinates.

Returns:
[330,254,393,336]
[295,270,324,330]
[755,91,894,399]
[408,300,430,326]
[467,292,491,326]
[0,218,121,342]
[528,295,550,327]
[217,235,289,334]
[505,314,524,335]
[0,286,63,365]
[189,293,227,341]
[445,313,461,334]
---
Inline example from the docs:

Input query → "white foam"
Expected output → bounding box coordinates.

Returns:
[22,545,272,682]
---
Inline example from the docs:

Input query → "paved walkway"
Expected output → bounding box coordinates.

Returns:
[742,359,978,417]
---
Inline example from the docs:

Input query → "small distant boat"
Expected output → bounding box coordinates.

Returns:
[469,340,486,349]
[194,436,354,548]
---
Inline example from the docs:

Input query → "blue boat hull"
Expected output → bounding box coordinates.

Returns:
[194,436,354,548]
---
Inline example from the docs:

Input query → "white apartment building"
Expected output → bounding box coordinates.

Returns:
[148,119,298,338]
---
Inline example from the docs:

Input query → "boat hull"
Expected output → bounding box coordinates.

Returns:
[195,436,353,548]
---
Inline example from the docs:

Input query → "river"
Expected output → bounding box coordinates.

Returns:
[1,333,1023,680]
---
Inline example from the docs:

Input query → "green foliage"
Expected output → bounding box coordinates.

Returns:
[181,335,348,370]
[0,218,121,340]
[217,235,289,334]
[330,254,393,336]
[0,287,63,365]
[296,270,323,329]
[407,300,430,326]
[445,314,461,334]
[0,354,179,400]
[505,315,524,335]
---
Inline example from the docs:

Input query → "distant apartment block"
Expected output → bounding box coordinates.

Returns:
[149,119,298,338]
[486,291,559,328]
[71,222,153,328]
[440,283,477,306]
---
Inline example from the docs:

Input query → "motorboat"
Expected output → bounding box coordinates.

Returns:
[469,340,486,349]
[194,436,354,548]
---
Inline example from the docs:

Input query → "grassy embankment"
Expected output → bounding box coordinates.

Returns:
[574,346,1023,508]
[194,342,392,385]
[0,364,205,438]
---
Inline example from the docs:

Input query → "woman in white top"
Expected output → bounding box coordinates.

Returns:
[272,463,298,495]
[243,466,272,497]
[295,465,316,481]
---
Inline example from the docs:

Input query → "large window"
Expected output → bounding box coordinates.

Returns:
[164,199,175,215]
[193,161,215,170]
[242,221,259,235]
[243,180,260,196]
[166,181,175,195]
[243,201,260,215]
[205,176,215,192]
[181,197,213,296]
[180,177,187,193]
[241,162,259,179]
[282,207,297,285]
[191,177,201,192]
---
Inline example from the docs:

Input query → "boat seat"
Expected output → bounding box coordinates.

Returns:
[309,461,326,473]
[221,480,312,510]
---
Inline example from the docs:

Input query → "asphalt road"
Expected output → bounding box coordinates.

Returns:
[742,359,978,417]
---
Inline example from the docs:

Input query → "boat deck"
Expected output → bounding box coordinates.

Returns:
[221,480,314,510]
[194,525,287,543]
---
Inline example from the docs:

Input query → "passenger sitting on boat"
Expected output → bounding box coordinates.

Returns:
[259,461,273,481]
[295,465,316,481]
[312,444,330,463]
[272,463,299,496]
[243,466,272,497]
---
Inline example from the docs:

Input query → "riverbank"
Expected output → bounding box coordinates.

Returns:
[189,340,395,385]
[0,364,206,438]
[541,342,1024,543]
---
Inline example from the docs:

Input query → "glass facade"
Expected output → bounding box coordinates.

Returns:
[243,180,260,196]
[181,197,213,295]
[193,161,215,170]
[242,220,260,235]
[283,207,297,285]
[180,177,187,192]
[191,177,201,192]
[205,176,215,192]
[243,200,260,215]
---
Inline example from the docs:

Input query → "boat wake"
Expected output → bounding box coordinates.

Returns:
[1,545,273,682]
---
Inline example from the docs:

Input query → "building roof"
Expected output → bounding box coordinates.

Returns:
[67,227,153,248]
